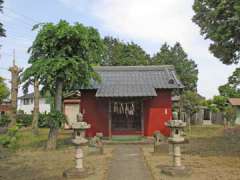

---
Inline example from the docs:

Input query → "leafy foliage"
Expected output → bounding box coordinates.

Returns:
[22,20,105,95]
[0,77,9,102]
[16,113,32,127]
[0,114,10,127]
[218,68,240,98]
[206,95,236,124]
[151,42,198,91]
[0,113,50,128]
[0,126,19,149]
[0,0,5,38]
[219,84,240,98]
[102,36,150,66]
[193,0,240,64]
[44,110,66,128]
[22,20,105,149]
[181,91,203,116]
[210,95,228,112]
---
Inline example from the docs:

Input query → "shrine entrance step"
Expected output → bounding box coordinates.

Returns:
[111,135,143,142]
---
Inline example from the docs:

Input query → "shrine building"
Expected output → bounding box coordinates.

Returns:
[64,65,183,138]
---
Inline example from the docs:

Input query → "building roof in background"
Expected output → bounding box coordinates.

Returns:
[18,93,46,99]
[78,65,184,97]
[228,98,240,106]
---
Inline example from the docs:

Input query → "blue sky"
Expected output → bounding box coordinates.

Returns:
[0,0,237,98]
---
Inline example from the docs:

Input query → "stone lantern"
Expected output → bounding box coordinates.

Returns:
[162,117,191,176]
[63,113,93,178]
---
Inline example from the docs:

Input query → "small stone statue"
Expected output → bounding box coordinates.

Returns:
[153,131,165,153]
[77,113,83,122]
[89,132,104,155]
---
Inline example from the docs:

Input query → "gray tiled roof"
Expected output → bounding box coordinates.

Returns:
[80,65,184,97]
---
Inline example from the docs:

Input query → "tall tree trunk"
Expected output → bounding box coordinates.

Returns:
[32,79,40,135]
[8,65,21,128]
[46,79,63,150]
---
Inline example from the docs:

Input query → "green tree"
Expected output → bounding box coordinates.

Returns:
[218,68,240,98]
[181,91,202,119]
[208,95,233,126]
[23,20,105,149]
[219,84,240,98]
[151,42,198,91]
[0,0,5,37]
[0,77,9,102]
[181,91,202,130]
[102,36,150,66]
[193,0,240,64]
[211,95,228,112]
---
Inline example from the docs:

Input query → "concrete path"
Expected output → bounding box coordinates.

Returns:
[107,145,152,180]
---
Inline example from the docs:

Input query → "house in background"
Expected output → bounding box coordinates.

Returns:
[64,65,183,138]
[0,100,11,116]
[18,93,51,114]
[228,98,240,125]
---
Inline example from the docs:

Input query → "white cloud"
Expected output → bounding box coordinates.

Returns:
[60,0,197,45]
[58,0,237,98]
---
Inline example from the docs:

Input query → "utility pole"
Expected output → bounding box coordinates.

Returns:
[8,50,22,127]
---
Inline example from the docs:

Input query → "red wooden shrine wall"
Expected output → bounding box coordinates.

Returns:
[65,89,172,137]
[143,90,171,136]
[80,90,109,137]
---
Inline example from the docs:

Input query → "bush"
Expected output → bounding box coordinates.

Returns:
[46,111,66,128]
[38,113,49,128]
[0,112,64,128]
[0,126,19,149]
[0,113,33,128]
[17,114,32,127]
[0,114,11,127]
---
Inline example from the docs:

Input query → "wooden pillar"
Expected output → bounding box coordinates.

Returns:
[141,100,144,137]
[108,99,112,139]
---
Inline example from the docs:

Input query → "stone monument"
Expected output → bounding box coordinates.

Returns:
[162,117,191,176]
[89,132,104,155]
[153,131,166,153]
[63,113,93,178]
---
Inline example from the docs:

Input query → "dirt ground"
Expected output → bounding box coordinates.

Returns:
[142,125,240,180]
[0,128,113,180]
[1,126,240,180]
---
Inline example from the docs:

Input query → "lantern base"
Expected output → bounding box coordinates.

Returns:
[161,166,191,177]
[63,167,94,178]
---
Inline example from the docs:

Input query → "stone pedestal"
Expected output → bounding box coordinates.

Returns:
[161,166,192,177]
[153,131,166,153]
[63,167,94,178]
[88,132,104,155]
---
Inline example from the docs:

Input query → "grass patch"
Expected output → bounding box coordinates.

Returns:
[185,125,224,138]
[0,128,114,180]
[142,125,240,180]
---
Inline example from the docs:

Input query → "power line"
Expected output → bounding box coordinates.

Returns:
[4,6,39,24]
[2,13,34,28]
